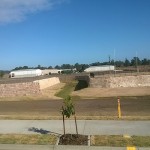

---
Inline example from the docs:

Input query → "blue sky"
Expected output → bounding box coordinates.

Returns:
[0,0,150,70]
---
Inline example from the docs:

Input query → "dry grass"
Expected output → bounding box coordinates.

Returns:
[41,83,65,99]
[72,87,150,98]
[0,134,57,145]
[92,135,150,147]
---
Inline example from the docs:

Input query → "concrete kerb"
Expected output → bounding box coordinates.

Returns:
[54,145,126,150]
[0,145,149,150]
[0,144,54,150]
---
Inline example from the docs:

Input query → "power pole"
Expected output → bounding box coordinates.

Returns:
[109,55,111,74]
[136,52,139,74]
[114,49,116,76]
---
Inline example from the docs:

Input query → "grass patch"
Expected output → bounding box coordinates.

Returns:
[55,81,77,99]
[0,134,57,145]
[92,135,150,147]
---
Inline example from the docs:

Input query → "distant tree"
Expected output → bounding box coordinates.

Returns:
[48,66,53,69]
[61,64,73,69]
[80,64,87,72]
[35,65,47,69]
[101,61,109,65]
[13,66,23,70]
[131,57,141,67]
[115,61,124,67]
[74,63,81,72]
[0,71,4,78]
[22,66,29,69]
[90,62,101,66]
[55,65,61,69]
[110,59,115,65]
[37,65,41,69]
[141,58,150,65]
[61,70,73,74]
[124,58,130,67]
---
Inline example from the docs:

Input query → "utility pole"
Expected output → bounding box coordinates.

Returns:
[114,49,116,76]
[109,55,111,74]
[136,52,139,74]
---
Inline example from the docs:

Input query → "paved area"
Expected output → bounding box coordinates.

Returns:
[0,144,149,150]
[0,120,150,136]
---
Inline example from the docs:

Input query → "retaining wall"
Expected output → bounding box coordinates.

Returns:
[90,75,150,88]
[0,82,41,97]
[34,77,60,90]
[0,77,60,97]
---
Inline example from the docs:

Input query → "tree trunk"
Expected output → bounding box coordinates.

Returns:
[63,113,65,135]
[62,106,65,135]
[74,113,78,136]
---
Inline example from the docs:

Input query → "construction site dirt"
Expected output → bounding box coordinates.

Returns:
[0,97,149,119]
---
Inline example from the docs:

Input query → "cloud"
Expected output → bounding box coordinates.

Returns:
[0,0,68,24]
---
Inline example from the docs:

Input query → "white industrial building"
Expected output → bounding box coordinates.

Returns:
[84,65,115,73]
[42,68,77,75]
[42,69,62,75]
[9,69,42,78]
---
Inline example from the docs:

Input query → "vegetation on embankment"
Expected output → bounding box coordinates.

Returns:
[55,80,88,99]
[55,81,77,99]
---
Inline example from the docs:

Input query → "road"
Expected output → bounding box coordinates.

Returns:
[0,120,150,136]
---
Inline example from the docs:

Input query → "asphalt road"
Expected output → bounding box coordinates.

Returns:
[0,120,150,136]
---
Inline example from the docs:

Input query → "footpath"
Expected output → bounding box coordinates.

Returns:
[0,120,149,150]
[0,144,149,150]
[0,120,150,135]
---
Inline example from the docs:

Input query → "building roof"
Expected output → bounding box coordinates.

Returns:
[10,69,41,73]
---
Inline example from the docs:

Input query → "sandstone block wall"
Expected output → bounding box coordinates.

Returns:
[90,75,150,88]
[34,77,60,90]
[0,77,60,97]
[109,75,150,88]
[0,82,41,97]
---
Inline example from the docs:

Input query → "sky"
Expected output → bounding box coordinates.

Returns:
[0,0,150,70]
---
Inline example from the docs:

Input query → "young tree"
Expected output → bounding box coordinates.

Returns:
[61,96,78,136]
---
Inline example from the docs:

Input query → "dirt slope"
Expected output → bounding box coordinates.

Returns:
[72,87,150,98]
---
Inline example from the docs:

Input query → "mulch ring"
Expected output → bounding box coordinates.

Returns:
[58,134,88,145]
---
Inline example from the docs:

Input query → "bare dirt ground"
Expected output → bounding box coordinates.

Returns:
[0,97,149,120]
[72,87,150,98]
[0,83,150,120]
